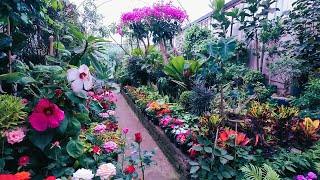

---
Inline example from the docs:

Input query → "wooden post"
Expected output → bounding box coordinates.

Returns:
[49,36,54,56]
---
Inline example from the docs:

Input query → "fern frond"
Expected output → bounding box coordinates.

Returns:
[240,164,263,180]
[262,164,281,180]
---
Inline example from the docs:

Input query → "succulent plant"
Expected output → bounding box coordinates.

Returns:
[0,95,27,131]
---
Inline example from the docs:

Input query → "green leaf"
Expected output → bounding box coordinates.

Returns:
[53,41,65,49]
[57,119,68,135]
[18,77,36,86]
[219,157,228,164]
[286,166,296,172]
[66,117,81,137]
[29,131,54,150]
[0,72,24,83]
[65,92,86,104]
[0,159,5,170]
[189,161,199,166]
[51,0,57,9]
[221,171,232,178]
[223,155,234,160]
[190,165,200,173]
[66,139,84,158]
[204,147,213,153]
[193,146,203,151]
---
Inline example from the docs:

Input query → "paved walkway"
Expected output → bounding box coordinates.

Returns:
[113,84,179,180]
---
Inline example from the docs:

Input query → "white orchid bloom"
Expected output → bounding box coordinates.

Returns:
[67,64,93,92]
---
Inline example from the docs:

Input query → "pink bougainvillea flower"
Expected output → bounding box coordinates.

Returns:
[67,64,93,92]
[7,128,25,145]
[29,99,65,131]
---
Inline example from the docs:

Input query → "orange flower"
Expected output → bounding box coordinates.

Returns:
[161,104,169,109]
[149,102,160,110]
[219,129,250,146]
[15,171,30,180]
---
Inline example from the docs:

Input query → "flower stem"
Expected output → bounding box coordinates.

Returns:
[138,143,144,180]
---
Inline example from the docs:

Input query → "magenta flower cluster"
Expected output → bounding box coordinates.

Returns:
[117,2,188,35]
[295,172,318,180]
[159,115,183,129]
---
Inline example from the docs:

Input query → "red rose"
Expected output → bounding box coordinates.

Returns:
[54,89,63,95]
[44,176,56,180]
[92,145,102,155]
[156,111,162,115]
[0,174,17,180]
[103,103,109,109]
[124,165,135,174]
[18,156,29,166]
[134,133,142,143]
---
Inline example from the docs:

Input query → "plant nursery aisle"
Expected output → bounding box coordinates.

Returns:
[112,84,179,180]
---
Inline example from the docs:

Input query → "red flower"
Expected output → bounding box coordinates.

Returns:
[189,144,200,159]
[93,145,102,155]
[124,165,135,174]
[134,133,142,143]
[0,174,18,180]
[183,71,190,77]
[28,99,65,131]
[54,89,63,95]
[110,100,114,104]
[156,111,162,115]
[219,131,229,143]
[18,156,29,166]
[44,176,56,180]
[103,103,109,109]
[236,133,251,146]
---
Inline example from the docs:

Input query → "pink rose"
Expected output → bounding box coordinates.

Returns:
[103,141,118,153]
[7,128,25,144]
[122,128,129,134]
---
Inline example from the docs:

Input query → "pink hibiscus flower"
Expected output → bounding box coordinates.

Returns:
[67,64,93,92]
[29,99,65,131]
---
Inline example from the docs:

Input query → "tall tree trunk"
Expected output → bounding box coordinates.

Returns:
[159,38,169,64]
[170,39,179,56]
[7,16,12,73]
[255,29,260,71]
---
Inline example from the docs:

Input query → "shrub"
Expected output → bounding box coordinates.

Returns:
[293,78,320,119]
[126,55,149,85]
[178,91,192,108]
[190,81,214,115]
[244,70,264,85]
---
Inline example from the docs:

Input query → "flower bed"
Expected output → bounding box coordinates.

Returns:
[122,85,320,179]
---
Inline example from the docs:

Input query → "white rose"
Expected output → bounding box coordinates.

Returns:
[72,168,94,180]
[96,163,117,180]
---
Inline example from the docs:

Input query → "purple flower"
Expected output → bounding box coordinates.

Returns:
[307,172,317,179]
[295,175,307,180]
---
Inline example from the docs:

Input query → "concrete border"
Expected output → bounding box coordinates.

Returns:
[121,89,191,180]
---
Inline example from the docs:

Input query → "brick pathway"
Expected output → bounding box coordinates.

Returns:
[113,84,179,180]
